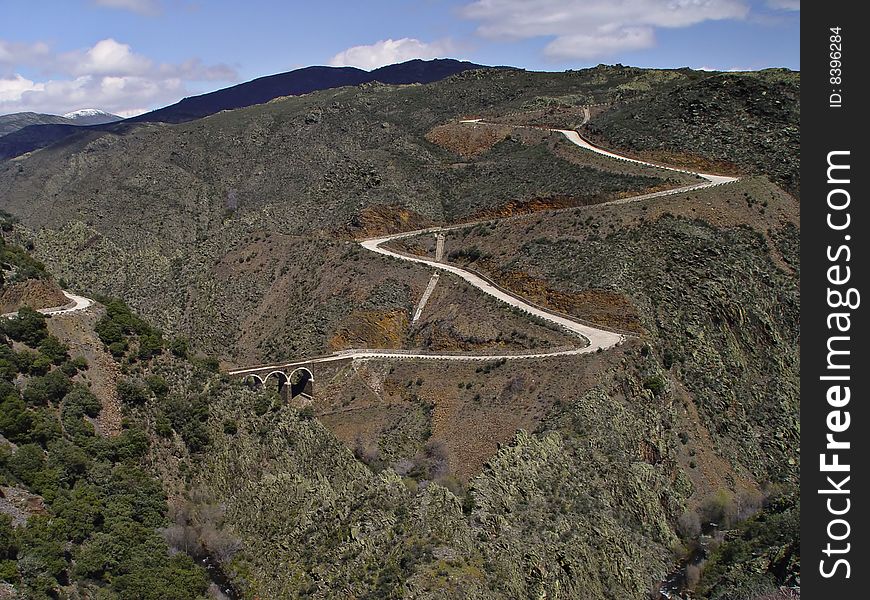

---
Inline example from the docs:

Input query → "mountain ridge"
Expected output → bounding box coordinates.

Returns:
[0,58,493,161]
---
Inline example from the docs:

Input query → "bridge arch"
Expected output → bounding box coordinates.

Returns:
[288,367,314,399]
[242,374,264,388]
[264,370,289,394]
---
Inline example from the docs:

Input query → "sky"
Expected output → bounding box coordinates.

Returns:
[0,0,800,117]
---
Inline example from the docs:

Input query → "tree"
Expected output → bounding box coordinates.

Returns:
[0,396,34,443]
[169,337,189,359]
[37,336,69,365]
[8,444,46,486]
[22,371,72,406]
[117,380,147,406]
[1,307,48,346]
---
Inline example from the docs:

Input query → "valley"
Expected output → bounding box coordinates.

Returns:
[0,63,799,599]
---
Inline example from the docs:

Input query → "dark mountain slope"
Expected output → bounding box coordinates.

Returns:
[0,59,489,161]
[131,58,489,124]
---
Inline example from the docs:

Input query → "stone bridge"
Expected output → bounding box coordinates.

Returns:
[229,355,355,401]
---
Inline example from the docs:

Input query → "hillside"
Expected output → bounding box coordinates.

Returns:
[0,64,800,599]
[581,69,800,197]
[129,58,491,125]
[0,113,74,137]
[0,110,120,139]
[0,59,487,162]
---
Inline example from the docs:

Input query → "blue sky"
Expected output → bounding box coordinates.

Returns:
[0,0,799,117]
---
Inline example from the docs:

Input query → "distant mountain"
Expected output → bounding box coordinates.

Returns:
[128,59,490,124]
[0,112,75,136]
[0,109,121,137]
[0,59,491,161]
[62,108,122,126]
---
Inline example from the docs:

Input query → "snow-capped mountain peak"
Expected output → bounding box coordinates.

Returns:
[61,108,123,125]
[63,108,112,119]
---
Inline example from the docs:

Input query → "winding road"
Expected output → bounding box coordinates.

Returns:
[2,117,736,374]
[1,290,93,319]
[229,118,738,376]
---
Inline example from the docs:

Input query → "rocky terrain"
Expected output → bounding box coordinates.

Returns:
[581,70,800,197]
[0,64,799,599]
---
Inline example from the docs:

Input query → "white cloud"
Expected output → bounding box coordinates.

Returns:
[461,0,750,59]
[545,27,656,59]
[697,65,754,71]
[67,38,154,76]
[0,38,236,116]
[766,0,799,10]
[0,40,52,76]
[0,74,44,103]
[328,38,456,70]
[92,0,161,15]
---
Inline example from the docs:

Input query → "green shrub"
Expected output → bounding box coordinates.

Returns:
[169,337,189,359]
[643,374,668,396]
[154,416,173,438]
[25,409,63,447]
[46,439,90,486]
[8,444,46,486]
[60,356,88,376]
[0,358,17,380]
[162,396,210,452]
[1,307,48,346]
[0,396,33,443]
[22,371,72,406]
[117,380,147,406]
[61,403,96,440]
[37,336,69,365]
[137,332,164,361]
[111,427,149,462]
[195,356,220,374]
[145,375,169,398]
[0,515,17,562]
[65,385,102,418]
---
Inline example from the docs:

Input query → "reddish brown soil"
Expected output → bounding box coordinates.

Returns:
[0,279,68,314]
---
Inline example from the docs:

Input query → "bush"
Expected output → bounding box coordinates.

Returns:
[0,514,18,562]
[137,332,164,361]
[155,416,173,438]
[22,371,72,406]
[65,385,102,418]
[111,427,150,462]
[46,439,90,486]
[195,356,220,374]
[23,409,63,447]
[61,403,96,440]
[145,375,169,398]
[700,490,738,528]
[0,358,16,381]
[95,298,162,361]
[117,380,147,406]
[677,509,702,539]
[8,444,46,487]
[643,374,668,396]
[163,396,210,452]
[0,396,34,443]
[1,307,48,346]
[37,336,69,365]
[60,356,88,376]
[169,337,189,359]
